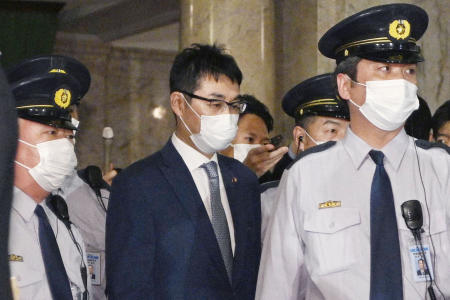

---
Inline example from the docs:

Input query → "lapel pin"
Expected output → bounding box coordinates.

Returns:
[232,177,238,183]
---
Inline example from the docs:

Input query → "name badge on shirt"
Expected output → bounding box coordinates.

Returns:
[408,245,434,282]
[319,201,341,209]
[8,254,23,262]
[87,252,101,285]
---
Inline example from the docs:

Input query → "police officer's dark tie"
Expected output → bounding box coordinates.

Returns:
[35,205,73,300]
[201,161,233,282]
[369,150,403,300]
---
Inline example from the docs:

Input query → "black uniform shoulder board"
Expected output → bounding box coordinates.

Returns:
[415,139,450,155]
[286,141,337,171]
[260,180,280,193]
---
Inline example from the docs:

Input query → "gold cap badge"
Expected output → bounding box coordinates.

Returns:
[389,20,411,40]
[54,88,71,108]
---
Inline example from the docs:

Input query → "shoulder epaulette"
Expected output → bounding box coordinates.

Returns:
[415,139,450,155]
[260,180,280,193]
[286,141,337,170]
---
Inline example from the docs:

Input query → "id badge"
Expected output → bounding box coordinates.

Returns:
[87,252,101,285]
[408,244,434,282]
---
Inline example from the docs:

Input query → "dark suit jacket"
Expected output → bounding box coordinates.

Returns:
[271,152,293,181]
[106,140,261,300]
[0,66,17,300]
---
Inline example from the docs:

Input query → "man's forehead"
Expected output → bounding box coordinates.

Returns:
[358,58,418,68]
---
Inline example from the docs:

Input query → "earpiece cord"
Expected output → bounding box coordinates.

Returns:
[413,139,446,299]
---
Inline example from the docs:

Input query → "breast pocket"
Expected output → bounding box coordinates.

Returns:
[303,208,361,276]
[10,262,43,298]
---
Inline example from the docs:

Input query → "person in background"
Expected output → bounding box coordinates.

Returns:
[404,96,432,140]
[106,44,261,300]
[257,4,450,299]
[260,73,350,239]
[430,100,450,146]
[7,59,90,300]
[271,73,350,181]
[221,94,288,183]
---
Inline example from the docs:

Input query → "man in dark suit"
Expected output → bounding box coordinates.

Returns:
[0,65,17,300]
[106,44,261,300]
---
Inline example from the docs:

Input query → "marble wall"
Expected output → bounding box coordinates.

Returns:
[277,0,450,135]
[54,0,449,169]
[54,35,176,170]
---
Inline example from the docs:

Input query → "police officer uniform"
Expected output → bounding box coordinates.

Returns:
[62,168,110,300]
[262,73,350,240]
[271,73,350,180]
[8,58,90,299]
[9,55,110,300]
[256,4,450,300]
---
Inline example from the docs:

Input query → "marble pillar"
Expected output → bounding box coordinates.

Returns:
[180,0,277,116]
[54,34,176,170]
[280,0,449,119]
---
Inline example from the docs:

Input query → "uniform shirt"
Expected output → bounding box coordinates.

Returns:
[260,180,282,241]
[256,128,450,300]
[62,172,109,300]
[9,187,89,300]
[171,133,236,254]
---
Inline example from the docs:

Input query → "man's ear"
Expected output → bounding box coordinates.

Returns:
[428,129,434,142]
[336,73,352,101]
[293,125,306,153]
[170,91,186,118]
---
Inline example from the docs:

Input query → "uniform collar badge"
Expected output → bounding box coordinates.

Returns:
[319,200,342,209]
[9,254,23,262]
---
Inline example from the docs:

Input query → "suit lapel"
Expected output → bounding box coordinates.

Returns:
[159,140,230,283]
[218,155,247,289]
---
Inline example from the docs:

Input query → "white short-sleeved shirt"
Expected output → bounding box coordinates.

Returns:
[256,128,450,300]
[9,187,89,300]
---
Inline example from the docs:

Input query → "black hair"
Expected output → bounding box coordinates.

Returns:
[333,56,362,98]
[295,115,314,130]
[239,94,273,132]
[169,43,243,94]
[405,96,432,140]
[431,100,450,139]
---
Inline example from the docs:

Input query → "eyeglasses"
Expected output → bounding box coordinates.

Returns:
[178,90,247,114]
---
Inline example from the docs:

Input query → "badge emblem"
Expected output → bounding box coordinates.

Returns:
[49,68,67,74]
[389,20,411,40]
[9,254,23,262]
[54,88,71,108]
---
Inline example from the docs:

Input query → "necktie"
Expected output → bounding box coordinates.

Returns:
[35,205,73,300]
[369,150,403,300]
[201,161,233,282]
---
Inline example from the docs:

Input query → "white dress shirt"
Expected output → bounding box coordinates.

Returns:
[256,128,450,300]
[171,133,235,254]
[9,187,89,300]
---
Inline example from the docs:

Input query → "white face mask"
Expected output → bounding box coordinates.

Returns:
[304,130,326,146]
[15,138,78,192]
[347,78,419,131]
[232,143,261,162]
[179,96,239,154]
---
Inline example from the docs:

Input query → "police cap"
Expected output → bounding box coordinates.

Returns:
[318,4,428,64]
[282,73,350,121]
[7,55,90,104]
